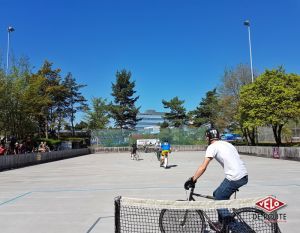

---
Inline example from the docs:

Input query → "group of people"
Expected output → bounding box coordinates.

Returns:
[0,137,33,155]
[0,137,50,156]
[0,143,30,155]
[131,139,172,168]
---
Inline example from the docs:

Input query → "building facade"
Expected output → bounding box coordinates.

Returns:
[135,109,165,132]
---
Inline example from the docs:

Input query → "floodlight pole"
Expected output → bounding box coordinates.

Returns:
[244,20,254,83]
[6,26,15,74]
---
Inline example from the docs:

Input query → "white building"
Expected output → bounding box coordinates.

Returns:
[135,109,165,132]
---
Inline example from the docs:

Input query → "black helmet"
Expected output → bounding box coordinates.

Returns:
[205,128,220,141]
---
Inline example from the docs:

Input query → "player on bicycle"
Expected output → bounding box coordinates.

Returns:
[160,139,171,168]
[184,128,248,227]
[184,128,248,199]
[131,142,138,160]
[155,140,161,161]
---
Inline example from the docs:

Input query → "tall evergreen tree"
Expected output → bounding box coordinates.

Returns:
[75,121,89,130]
[63,72,88,136]
[190,89,219,127]
[110,69,140,129]
[35,60,64,138]
[162,97,187,127]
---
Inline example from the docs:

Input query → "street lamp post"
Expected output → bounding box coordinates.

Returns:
[243,20,254,83]
[6,26,15,74]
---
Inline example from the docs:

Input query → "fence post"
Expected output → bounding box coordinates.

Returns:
[114,196,121,233]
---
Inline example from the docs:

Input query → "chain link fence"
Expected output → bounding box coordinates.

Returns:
[91,127,207,147]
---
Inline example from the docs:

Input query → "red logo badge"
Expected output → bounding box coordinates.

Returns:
[255,196,286,213]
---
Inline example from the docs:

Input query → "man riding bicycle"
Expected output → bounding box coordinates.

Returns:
[160,140,171,168]
[131,142,138,159]
[184,128,248,229]
[184,128,248,201]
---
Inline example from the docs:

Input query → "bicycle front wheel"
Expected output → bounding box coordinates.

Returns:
[159,209,205,233]
[229,207,280,233]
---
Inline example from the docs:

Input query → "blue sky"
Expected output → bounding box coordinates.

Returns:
[1,0,299,121]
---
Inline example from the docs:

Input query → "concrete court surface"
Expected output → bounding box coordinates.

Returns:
[0,151,299,233]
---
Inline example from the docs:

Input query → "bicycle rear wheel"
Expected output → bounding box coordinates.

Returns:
[159,209,205,233]
[228,207,279,233]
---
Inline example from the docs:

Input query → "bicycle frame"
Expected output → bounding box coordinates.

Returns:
[188,187,215,201]
[186,187,243,232]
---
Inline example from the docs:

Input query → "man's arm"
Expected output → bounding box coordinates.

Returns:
[192,157,213,182]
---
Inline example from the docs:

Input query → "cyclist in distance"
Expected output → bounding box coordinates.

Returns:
[184,128,248,201]
[160,139,171,168]
[131,142,138,159]
[155,140,162,161]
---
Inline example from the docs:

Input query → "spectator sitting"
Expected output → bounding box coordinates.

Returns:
[44,142,50,152]
[14,142,20,154]
[18,143,26,154]
[38,142,50,153]
[38,142,46,152]
[0,144,6,156]
[25,137,34,153]
[15,142,26,154]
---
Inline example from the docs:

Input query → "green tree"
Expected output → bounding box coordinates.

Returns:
[0,57,40,138]
[239,67,300,145]
[0,67,7,134]
[160,121,169,129]
[190,89,219,128]
[85,97,110,130]
[23,70,51,137]
[63,72,88,136]
[34,60,65,138]
[110,70,140,129]
[64,124,72,131]
[0,57,89,141]
[75,121,88,130]
[162,97,187,127]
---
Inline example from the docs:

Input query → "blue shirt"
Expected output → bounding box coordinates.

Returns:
[161,142,171,151]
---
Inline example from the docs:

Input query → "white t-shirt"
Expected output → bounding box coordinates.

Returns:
[205,140,248,181]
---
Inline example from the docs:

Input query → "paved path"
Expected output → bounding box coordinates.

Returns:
[0,151,298,233]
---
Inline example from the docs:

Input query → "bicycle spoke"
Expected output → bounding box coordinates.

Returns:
[159,209,205,233]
